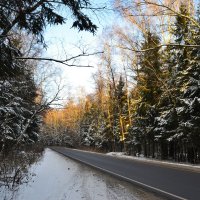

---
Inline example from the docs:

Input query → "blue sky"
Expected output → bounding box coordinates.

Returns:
[42,0,115,100]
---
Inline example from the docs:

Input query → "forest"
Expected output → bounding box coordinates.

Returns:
[0,0,200,164]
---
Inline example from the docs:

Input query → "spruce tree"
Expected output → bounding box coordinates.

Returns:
[177,5,200,163]
[128,32,162,157]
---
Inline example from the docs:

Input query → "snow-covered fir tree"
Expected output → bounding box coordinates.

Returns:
[0,40,41,151]
[155,4,200,162]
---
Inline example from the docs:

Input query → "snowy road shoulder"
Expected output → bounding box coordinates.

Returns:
[106,152,200,172]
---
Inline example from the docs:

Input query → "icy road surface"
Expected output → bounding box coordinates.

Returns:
[1,148,165,200]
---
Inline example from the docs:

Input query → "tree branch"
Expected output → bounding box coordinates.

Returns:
[117,43,200,53]
[15,51,104,67]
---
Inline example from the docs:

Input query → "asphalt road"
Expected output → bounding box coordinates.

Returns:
[51,147,200,200]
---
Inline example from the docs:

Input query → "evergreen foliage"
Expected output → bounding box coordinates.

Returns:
[79,95,108,149]
[0,41,40,150]
[0,0,97,43]
[152,4,200,162]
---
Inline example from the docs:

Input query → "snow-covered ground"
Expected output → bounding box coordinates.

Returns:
[0,148,165,200]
